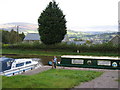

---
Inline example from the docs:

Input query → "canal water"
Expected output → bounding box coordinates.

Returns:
[2,54,61,66]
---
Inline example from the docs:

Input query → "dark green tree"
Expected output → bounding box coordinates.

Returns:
[1,30,10,44]
[9,29,18,44]
[2,29,25,44]
[19,32,25,41]
[38,0,67,45]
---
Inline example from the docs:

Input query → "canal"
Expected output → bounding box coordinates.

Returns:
[2,54,61,66]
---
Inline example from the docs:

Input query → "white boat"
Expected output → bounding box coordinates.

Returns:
[0,57,41,76]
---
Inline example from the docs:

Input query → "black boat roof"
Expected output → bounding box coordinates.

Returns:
[0,57,14,62]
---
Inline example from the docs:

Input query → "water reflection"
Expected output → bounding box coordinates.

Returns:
[30,56,53,65]
[2,55,60,65]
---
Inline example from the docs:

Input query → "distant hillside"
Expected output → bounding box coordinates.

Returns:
[0,22,118,40]
[67,30,118,41]
[67,30,92,38]
[0,22,38,34]
[0,22,87,35]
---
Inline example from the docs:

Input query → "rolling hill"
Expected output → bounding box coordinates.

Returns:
[0,22,118,40]
[0,22,38,34]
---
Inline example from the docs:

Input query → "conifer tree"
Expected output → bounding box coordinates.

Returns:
[38,0,67,45]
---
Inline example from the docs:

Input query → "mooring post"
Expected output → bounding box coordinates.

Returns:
[77,50,79,53]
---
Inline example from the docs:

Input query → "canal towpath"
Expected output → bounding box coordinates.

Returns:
[21,66,52,75]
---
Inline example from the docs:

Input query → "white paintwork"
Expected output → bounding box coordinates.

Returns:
[11,59,38,69]
[61,55,119,60]
[1,59,41,76]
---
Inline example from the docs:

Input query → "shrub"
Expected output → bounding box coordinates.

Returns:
[2,42,119,53]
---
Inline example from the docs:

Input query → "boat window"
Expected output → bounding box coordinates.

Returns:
[16,63,24,67]
[26,61,31,64]
[10,60,14,63]
[72,59,84,64]
[98,60,111,66]
[7,61,11,67]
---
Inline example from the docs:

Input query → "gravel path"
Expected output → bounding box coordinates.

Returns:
[63,67,120,89]
[74,70,119,88]
[60,67,120,88]
[21,66,52,75]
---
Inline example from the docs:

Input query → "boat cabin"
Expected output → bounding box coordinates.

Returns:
[58,55,120,70]
[0,57,40,76]
[0,57,14,72]
[11,59,33,69]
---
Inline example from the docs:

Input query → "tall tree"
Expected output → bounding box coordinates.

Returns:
[9,29,17,44]
[1,30,10,44]
[38,0,67,45]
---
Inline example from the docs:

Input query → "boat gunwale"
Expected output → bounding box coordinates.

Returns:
[61,55,120,60]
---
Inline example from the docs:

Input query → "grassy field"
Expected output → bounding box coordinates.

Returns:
[2,69,103,88]
[2,48,118,57]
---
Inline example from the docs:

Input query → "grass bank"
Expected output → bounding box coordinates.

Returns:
[3,42,119,53]
[2,42,119,57]
[2,48,118,57]
[2,69,103,88]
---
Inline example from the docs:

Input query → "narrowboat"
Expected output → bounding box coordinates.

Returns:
[57,55,120,70]
[0,57,41,76]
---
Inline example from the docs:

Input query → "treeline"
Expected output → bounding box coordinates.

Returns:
[1,29,25,44]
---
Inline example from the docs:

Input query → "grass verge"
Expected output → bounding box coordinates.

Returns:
[2,69,103,88]
[2,48,118,57]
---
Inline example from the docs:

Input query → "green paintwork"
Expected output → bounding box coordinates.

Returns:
[58,57,120,70]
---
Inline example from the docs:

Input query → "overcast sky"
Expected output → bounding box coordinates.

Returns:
[0,0,119,32]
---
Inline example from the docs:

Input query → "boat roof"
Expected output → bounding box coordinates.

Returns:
[0,57,33,63]
[0,57,14,62]
[14,59,32,63]
[61,55,120,60]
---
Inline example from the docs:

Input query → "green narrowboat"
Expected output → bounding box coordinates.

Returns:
[58,55,120,70]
